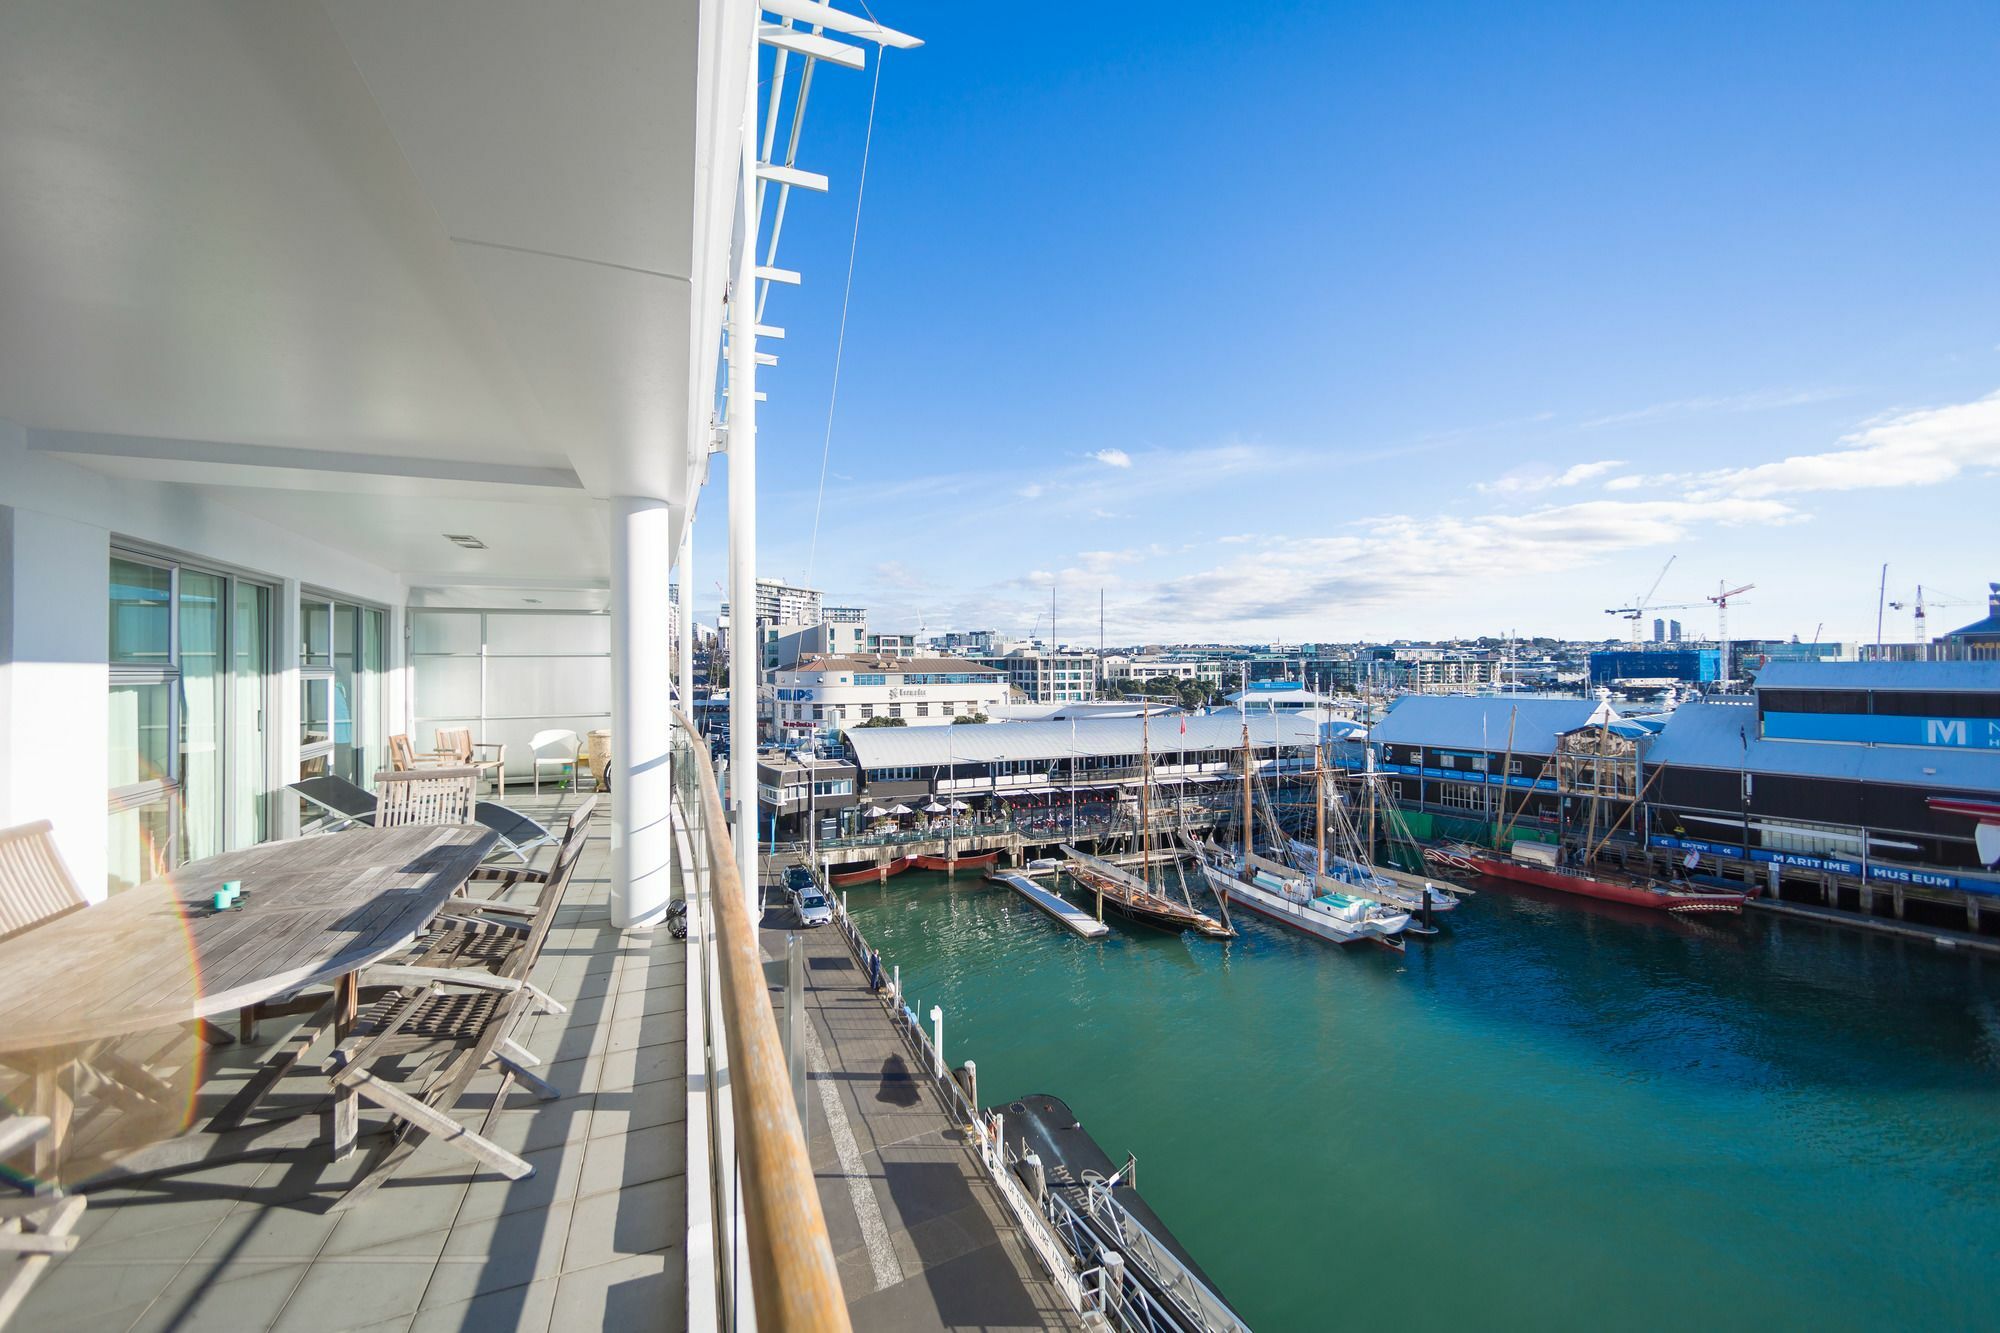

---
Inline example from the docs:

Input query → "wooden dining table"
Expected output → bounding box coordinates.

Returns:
[0,822,496,1188]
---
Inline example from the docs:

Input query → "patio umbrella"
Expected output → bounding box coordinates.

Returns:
[921,801,947,813]
[864,805,889,818]
[947,799,970,810]
[888,804,914,815]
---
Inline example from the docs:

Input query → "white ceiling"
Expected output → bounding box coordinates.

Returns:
[0,0,729,598]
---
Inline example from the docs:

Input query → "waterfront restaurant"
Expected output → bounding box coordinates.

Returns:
[841,712,1322,819]
[0,6,1008,1330]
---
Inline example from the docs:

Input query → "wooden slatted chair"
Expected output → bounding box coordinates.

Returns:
[434,728,505,797]
[373,767,478,829]
[370,797,597,1024]
[0,822,87,944]
[0,1116,88,1329]
[325,820,587,1204]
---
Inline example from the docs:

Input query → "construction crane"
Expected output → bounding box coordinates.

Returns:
[1887,586,1977,661]
[1604,555,1679,643]
[1708,582,1754,688]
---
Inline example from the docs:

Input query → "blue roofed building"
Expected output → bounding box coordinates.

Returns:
[1365,694,1614,829]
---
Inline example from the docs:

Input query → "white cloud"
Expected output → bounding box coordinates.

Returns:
[1088,448,1133,468]
[1477,459,1626,495]
[1135,494,1796,634]
[1016,483,1044,499]
[1580,386,1849,430]
[1684,390,2000,500]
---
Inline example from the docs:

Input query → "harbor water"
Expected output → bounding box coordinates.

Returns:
[842,869,2000,1331]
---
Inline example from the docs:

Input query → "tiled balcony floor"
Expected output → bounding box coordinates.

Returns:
[11,791,687,1333]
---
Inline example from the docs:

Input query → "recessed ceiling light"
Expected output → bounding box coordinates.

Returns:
[442,533,487,550]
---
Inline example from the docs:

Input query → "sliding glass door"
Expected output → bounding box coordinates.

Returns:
[106,552,275,893]
[300,591,386,788]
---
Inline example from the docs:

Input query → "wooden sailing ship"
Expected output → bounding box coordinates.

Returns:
[1060,708,1234,939]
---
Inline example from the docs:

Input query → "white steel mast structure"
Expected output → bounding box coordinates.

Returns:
[724,3,921,909]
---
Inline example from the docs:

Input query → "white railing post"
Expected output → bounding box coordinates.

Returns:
[930,1005,944,1080]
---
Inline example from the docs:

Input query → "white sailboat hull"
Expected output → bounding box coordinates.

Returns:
[1198,863,1409,946]
[1286,840,1459,913]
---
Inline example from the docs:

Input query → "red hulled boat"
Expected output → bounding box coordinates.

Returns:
[828,856,913,887]
[913,849,1000,872]
[1424,841,1753,914]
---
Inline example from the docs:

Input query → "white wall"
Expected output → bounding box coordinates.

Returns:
[0,420,408,895]
[0,502,113,897]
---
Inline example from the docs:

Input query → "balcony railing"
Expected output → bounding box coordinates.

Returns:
[673,709,848,1331]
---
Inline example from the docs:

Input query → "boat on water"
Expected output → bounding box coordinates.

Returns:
[828,856,913,887]
[1196,719,1410,949]
[1062,843,1235,938]
[1424,839,1753,913]
[1286,837,1460,914]
[1194,837,1410,949]
[1057,708,1235,939]
[913,848,1000,872]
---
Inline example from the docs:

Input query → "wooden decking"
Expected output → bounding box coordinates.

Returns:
[7,792,687,1333]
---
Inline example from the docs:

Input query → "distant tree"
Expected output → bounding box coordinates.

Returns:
[856,715,907,728]
[952,712,990,725]
[1176,679,1206,711]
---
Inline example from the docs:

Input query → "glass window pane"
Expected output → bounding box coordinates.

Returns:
[107,797,175,895]
[110,681,172,788]
[302,599,331,667]
[232,582,270,847]
[485,613,610,655]
[179,571,227,861]
[109,557,173,665]
[411,611,480,655]
[333,604,360,782]
[301,677,331,750]
[413,656,482,719]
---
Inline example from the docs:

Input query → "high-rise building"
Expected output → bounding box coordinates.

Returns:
[1652,618,1665,643]
[1669,619,1683,642]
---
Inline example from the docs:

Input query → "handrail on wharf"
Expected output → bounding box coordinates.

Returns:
[673,708,849,1332]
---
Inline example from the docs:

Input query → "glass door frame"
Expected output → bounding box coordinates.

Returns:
[299,587,390,789]
[108,544,279,878]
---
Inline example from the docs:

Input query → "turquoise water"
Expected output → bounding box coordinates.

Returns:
[843,870,2000,1331]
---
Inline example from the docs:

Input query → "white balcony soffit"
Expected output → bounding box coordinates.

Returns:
[0,0,753,595]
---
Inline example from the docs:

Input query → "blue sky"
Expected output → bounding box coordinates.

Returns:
[696,1,2000,646]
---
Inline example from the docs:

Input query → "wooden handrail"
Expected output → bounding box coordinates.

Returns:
[672,709,849,1331]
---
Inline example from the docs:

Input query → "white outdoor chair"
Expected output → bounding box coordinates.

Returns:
[530,730,580,794]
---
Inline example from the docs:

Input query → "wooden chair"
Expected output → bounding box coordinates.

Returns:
[0,822,87,944]
[372,797,597,1028]
[434,728,505,797]
[326,819,588,1204]
[0,1116,87,1328]
[373,767,478,829]
[388,733,439,773]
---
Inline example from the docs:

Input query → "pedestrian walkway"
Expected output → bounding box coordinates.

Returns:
[757,912,1080,1332]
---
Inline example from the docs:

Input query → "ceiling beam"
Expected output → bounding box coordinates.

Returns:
[27,429,583,491]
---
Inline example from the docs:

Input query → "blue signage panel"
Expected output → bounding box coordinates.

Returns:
[1761,711,2000,750]
[1649,835,1997,895]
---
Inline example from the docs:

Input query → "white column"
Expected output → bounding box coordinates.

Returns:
[611,496,676,930]
[726,86,760,912]
[676,509,696,708]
